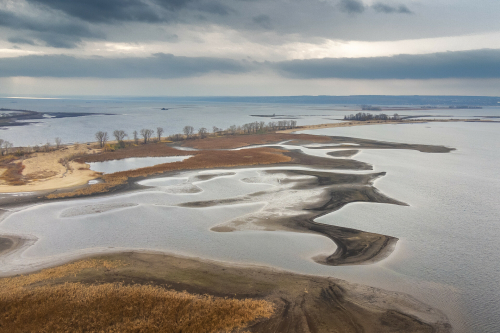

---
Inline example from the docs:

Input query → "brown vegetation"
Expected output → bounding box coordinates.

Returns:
[76,143,192,163]
[181,133,332,150]
[0,161,26,186]
[0,259,274,333]
[47,147,291,199]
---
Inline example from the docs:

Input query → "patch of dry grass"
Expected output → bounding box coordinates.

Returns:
[182,133,332,150]
[76,144,192,163]
[0,161,25,186]
[0,259,124,289]
[0,259,274,333]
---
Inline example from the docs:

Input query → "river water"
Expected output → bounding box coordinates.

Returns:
[0,98,499,332]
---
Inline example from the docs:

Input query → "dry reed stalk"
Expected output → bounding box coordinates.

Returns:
[0,259,274,333]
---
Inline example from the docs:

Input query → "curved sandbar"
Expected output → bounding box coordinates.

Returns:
[183,170,406,266]
[0,235,28,256]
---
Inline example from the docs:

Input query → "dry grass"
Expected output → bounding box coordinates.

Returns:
[182,133,332,150]
[0,259,274,333]
[47,147,290,199]
[0,161,25,186]
[76,144,192,163]
[0,259,124,289]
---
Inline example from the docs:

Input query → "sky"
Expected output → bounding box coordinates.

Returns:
[0,0,499,96]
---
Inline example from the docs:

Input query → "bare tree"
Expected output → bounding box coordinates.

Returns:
[55,137,62,149]
[44,142,51,152]
[156,127,164,142]
[95,131,109,148]
[198,127,208,139]
[113,130,127,147]
[3,141,13,155]
[212,126,220,135]
[140,129,154,144]
[228,125,237,135]
[133,130,139,144]
[183,126,194,139]
[113,130,127,142]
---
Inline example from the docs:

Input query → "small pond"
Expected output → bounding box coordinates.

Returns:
[88,156,192,174]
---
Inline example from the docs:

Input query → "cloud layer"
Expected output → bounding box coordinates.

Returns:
[2,49,499,80]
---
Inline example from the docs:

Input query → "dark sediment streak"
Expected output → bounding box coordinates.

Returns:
[327,149,359,157]
[183,170,406,266]
[303,136,455,153]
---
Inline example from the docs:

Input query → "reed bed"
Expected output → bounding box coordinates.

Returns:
[0,259,274,333]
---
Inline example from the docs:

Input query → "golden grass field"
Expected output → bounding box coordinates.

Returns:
[0,259,274,333]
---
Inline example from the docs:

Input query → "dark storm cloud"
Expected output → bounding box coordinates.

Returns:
[0,53,252,78]
[0,9,101,48]
[0,10,95,37]
[27,0,234,23]
[27,0,163,23]
[7,37,37,45]
[252,15,272,29]
[1,49,499,80]
[339,0,365,14]
[273,49,500,79]
[372,3,413,14]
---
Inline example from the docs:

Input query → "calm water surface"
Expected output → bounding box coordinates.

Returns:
[303,122,500,333]
[88,156,192,174]
[0,99,499,332]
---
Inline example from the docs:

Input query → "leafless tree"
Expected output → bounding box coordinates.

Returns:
[183,126,194,139]
[228,125,237,135]
[140,129,154,144]
[113,130,127,142]
[212,126,220,135]
[44,142,51,152]
[55,137,62,149]
[4,141,13,155]
[133,130,139,144]
[198,127,208,139]
[95,131,109,148]
[156,127,164,142]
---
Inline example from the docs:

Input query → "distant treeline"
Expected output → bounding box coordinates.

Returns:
[344,112,401,121]
[93,119,299,149]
